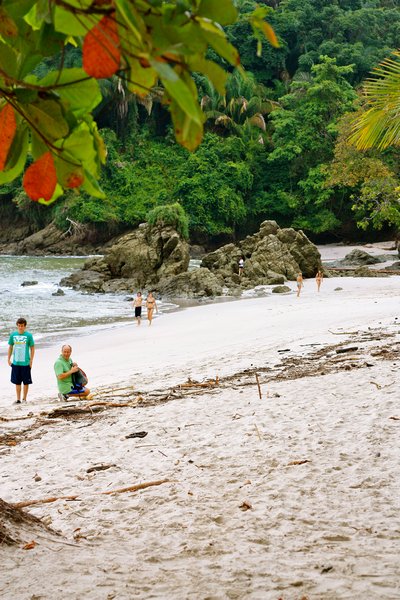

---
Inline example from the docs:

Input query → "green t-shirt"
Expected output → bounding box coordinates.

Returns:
[54,355,73,394]
[8,331,34,366]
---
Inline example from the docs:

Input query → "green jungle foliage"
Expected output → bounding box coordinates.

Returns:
[6,0,400,242]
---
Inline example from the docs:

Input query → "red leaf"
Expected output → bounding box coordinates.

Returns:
[83,15,120,78]
[66,172,84,188]
[0,104,16,171]
[23,152,57,201]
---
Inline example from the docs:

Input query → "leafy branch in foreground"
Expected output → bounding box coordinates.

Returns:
[0,0,278,205]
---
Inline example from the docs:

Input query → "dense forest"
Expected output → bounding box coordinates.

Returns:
[2,0,400,246]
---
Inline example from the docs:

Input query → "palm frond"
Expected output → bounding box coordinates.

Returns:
[350,51,400,150]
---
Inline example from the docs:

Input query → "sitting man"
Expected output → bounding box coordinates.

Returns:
[54,344,91,401]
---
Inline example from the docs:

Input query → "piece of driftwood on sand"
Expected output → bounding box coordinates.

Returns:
[13,479,172,509]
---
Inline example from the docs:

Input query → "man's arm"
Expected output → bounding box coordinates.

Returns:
[7,345,13,367]
[56,365,79,380]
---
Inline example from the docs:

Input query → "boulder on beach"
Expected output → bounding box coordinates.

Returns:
[157,268,224,299]
[340,249,381,266]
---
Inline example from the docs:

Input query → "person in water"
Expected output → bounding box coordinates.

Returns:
[8,317,35,404]
[54,344,91,401]
[146,291,158,326]
[134,291,143,325]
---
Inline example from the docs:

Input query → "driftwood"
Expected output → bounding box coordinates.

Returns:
[47,398,143,419]
[179,376,219,389]
[336,346,359,354]
[255,373,262,399]
[13,479,171,509]
[328,330,359,335]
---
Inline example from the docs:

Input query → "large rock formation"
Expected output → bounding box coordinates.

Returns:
[201,220,321,289]
[4,222,100,256]
[61,222,190,293]
[60,220,321,298]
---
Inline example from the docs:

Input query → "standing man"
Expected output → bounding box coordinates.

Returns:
[8,317,35,404]
[133,291,143,326]
[54,344,91,401]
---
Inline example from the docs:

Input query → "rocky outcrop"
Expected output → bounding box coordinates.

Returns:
[339,249,381,266]
[60,220,321,298]
[4,222,101,256]
[201,220,321,289]
[60,223,190,293]
[157,268,224,299]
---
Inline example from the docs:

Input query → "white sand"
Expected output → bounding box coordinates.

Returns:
[1,275,400,599]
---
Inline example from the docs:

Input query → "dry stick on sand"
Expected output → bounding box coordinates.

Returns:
[13,479,171,509]
[255,373,262,399]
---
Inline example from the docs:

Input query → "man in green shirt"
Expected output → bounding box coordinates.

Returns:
[54,344,91,401]
[8,317,35,404]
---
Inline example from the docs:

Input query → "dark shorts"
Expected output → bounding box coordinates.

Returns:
[67,385,87,396]
[135,307,142,317]
[11,364,32,385]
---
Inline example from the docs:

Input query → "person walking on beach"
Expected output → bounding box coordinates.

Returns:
[8,317,35,404]
[134,291,143,326]
[54,344,91,401]
[315,269,323,292]
[238,256,245,277]
[296,272,304,297]
[146,291,158,326]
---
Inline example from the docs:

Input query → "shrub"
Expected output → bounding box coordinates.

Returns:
[146,203,189,239]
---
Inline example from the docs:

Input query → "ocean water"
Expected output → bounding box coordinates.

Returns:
[0,255,176,351]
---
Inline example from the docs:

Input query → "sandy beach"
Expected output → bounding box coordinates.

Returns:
[1,273,400,599]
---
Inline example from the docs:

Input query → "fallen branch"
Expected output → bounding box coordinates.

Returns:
[255,373,262,399]
[0,414,35,422]
[328,330,359,335]
[179,377,219,389]
[13,479,172,509]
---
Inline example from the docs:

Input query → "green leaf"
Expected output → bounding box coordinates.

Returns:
[187,56,227,95]
[38,183,64,206]
[197,0,237,26]
[0,42,18,79]
[24,0,50,31]
[152,61,202,125]
[14,88,38,104]
[126,59,158,96]
[115,0,145,43]
[202,29,240,67]
[82,167,105,198]
[169,97,204,151]
[0,7,18,38]
[38,68,102,118]
[54,5,101,36]
[0,127,28,183]
[25,99,69,141]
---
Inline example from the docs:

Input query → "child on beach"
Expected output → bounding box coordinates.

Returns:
[296,272,304,297]
[134,291,143,325]
[146,291,158,326]
[8,317,35,404]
